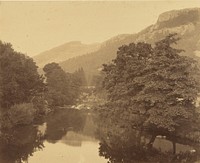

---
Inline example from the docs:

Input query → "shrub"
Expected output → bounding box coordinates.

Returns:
[5,103,36,127]
[32,96,48,116]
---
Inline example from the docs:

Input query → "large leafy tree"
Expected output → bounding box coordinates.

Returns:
[43,63,87,107]
[0,41,44,109]
[43,62,71,106]
[99,34,200,148]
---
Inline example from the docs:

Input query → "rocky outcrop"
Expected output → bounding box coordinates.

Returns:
[133,8,200,58]
[157,8,200,25]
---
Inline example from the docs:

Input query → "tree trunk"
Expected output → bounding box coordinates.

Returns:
[172,141,176,154]
[147,134,156,149]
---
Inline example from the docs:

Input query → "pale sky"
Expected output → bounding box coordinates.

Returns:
[0,1,200,57]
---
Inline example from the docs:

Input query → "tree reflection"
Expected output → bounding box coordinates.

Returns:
[45,109,87,143]
[0,125,45,163]
[95,113,200,163]
[98,126,200,163]
[0,109,89,162]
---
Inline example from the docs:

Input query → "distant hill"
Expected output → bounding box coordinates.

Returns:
[59,8,200,84]
[59,34,135,82]
[33,41,100,68]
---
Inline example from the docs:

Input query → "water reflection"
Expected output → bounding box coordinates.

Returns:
[96,122,200,163]
[1,108,199,163]
[0,125,45,163]
[98,135,200,163]
[0,108,107,163]
[45,109,86,143]
[28,141,105,163]
[27,109,106,163]
[0,109,107,163]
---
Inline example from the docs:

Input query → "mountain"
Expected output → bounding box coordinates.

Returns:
[33,41,100,67]
[134,8,200,55]
[59,8,200,84]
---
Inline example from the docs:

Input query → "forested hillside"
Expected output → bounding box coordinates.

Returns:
[34,41,100,67]
[59,8,200,84]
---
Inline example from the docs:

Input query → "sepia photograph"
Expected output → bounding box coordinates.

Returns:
[1,0,200,162]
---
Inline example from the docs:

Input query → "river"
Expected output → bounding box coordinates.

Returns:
[0,108,108,163]
[0,108,199,163]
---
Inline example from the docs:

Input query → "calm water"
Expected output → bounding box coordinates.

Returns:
[0,109,108,163]
[28,110,107,163]
[28,131,106,163]
[0,108,199,163]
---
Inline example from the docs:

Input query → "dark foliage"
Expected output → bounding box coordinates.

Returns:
[43,63,86,107]
[0,41,45,109]
[96,34,200,151]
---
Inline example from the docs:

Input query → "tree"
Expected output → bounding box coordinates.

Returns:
[74,67,87,86]
[0,125,44,162]
[43,62,70,106]
[0,41,45,109]
[98,34,200,149]
[91,72,107,101]
[67,72,82,101]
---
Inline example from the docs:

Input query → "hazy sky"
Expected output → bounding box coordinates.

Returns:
[0,1,200,56]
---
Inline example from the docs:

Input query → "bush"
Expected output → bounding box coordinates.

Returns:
[4,103,36,127]
[46,90,69,107]
[32,96,48,116]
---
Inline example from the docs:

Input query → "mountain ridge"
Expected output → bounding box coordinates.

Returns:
[59,8,200,84]
[33,41,100,67]
[34,8,200,84]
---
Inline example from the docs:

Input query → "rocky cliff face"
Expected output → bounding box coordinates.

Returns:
[157,8,200,25]
[134,8,200,57]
